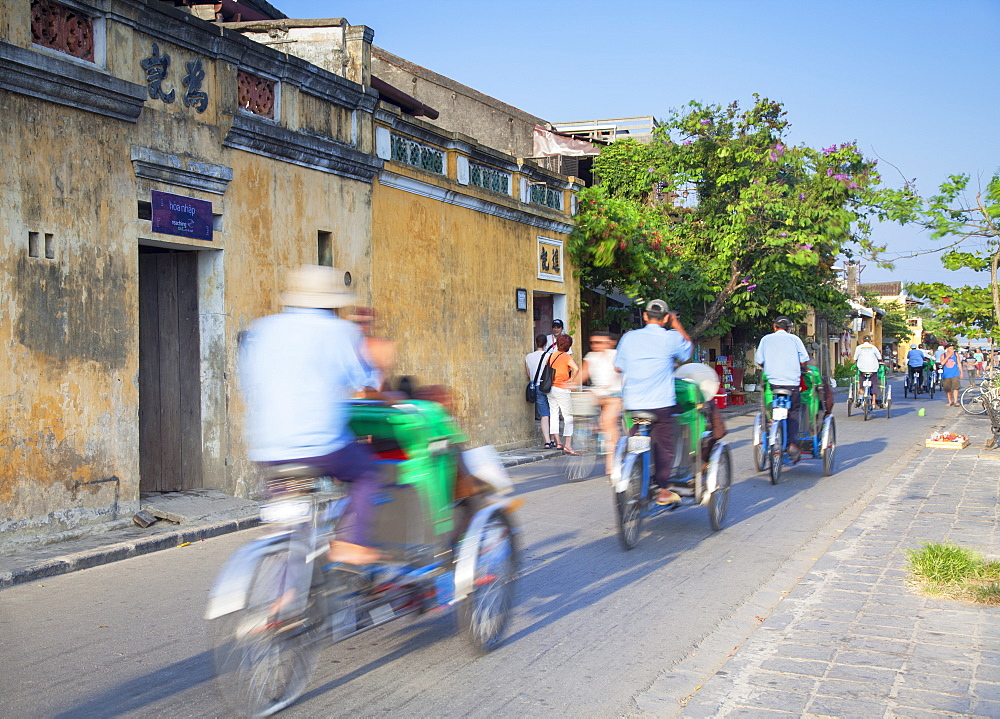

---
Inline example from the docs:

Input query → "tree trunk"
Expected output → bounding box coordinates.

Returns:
[691,263,742,341]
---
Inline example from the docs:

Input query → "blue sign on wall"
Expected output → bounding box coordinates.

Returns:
[151,190,213,241]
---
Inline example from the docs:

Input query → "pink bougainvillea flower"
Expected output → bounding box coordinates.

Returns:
[700,119,711,125]
[682,140,692,146]
[799,193,805,200]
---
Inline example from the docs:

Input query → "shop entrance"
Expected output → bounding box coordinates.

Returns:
[138,246,203,492]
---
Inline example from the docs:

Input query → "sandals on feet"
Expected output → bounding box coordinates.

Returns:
[563,447,580,455]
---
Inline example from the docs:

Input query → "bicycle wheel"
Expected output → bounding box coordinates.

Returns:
[614,457,645,550]
[752,412,766,472]
[863,393,871,421]
[846,385,854,417]
[822,416,837,476]
[457,512,517,653]
[885,385,892,419]
[708,446,732,531]
[211,548,319,718]
[960,386,987,415]
[927,378,935,399]
[563,419,598,482]
[768,419,784,485]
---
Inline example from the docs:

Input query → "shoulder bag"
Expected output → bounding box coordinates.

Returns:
[526,347,554,403]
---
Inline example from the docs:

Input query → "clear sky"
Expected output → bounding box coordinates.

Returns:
[280,0,1000,290]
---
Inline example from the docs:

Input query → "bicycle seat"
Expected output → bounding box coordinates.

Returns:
[265,463,325,481]
[631,411,658,423]
[772,389,794,397]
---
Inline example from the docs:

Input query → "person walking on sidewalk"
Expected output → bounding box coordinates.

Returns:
[614,299,693,504]
[755,316,810,463]
[545,334,580,452]
[525,333,556,447]
[941,343,964,406]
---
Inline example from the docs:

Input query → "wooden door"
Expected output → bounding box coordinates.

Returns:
[138,248,202,492]
[533,294,554,341]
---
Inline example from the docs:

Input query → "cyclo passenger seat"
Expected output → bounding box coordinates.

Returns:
[631,411,659,424]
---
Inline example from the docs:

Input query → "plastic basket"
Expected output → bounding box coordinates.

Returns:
[569,390,598,416]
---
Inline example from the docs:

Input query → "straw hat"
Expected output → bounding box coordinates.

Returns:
[280,264,355,309]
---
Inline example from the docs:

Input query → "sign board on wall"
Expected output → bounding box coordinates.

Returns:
[537,237,563,282]
[151,190,213,241]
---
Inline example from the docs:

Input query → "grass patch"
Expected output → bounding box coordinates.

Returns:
[906,542,1000,605]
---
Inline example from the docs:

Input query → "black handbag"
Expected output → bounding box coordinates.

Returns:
[526,347,555,402]
[538,352,561,394]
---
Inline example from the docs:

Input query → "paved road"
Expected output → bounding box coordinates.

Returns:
[0,380,959,718]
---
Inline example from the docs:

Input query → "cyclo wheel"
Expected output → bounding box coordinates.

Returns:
[863,392,871,421]
[927,377,935,399]
[458,511,517,653]
[708,446,732,531]
[752,412,767,472]
[768,419,784,485]
[846,384,854,417]
[210,546,320,718]
[822,416,837,476]
[961,386,987,415]
[615,457,645,550]
[563,418,598,482]
[885,385,892,419]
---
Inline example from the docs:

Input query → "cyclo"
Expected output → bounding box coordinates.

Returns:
[752,365,837,483]
[846,362,891,420]
[206,399,519,717]
[903,357,935,399]
[613,366,733,549]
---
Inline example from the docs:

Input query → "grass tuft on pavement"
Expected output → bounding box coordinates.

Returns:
[906,542,1000,606]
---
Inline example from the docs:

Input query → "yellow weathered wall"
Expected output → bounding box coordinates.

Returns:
[371,165,577,449]
[0,0,378,542]
[0,90,140,536]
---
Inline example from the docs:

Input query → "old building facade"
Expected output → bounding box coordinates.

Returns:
[0,0,580,548]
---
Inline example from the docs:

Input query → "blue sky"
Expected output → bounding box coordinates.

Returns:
[282,0,1000,290]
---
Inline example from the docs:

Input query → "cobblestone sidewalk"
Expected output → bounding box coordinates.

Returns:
[680,413,1000,718]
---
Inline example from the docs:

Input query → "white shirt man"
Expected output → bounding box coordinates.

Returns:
[853,339,882,374]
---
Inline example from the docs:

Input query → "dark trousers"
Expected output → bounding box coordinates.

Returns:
[908,365,924,388]
[267,440,379,546]
[771,385,801,449]
[630,406,676,488]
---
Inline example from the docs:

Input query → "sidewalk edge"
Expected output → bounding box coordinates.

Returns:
[0,516,260,590]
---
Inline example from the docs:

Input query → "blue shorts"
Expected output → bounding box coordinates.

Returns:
[533,384,550,417]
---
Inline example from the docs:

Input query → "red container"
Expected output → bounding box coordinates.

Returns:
[714,392,728,409]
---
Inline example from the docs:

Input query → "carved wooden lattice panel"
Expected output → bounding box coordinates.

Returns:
[31,0,95,62]
[237,70,275,119]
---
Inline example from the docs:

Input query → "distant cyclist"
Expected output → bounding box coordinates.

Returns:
[906,345,927,393]
[853,335,883,407]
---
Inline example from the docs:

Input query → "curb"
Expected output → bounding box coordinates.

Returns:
[2,450,568,591]
[0,515,260,590]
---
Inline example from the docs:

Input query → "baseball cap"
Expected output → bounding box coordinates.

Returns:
[552,319,564,328]
[645,299,670,315]
[774,316,792,329]
[863,335,872,342]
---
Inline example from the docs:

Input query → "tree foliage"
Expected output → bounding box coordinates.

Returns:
[568,96,893,340]
[861,293,910,343]
[895,173,1000,341]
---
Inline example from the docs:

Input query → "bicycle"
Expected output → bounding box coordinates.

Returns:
[960,370,1000,414]
[562,390,601,481]
[846,365,891,420]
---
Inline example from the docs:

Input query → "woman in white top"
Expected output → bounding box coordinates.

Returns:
[577,332,623,475]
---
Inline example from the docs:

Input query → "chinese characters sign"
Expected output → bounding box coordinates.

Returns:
[140,44,209,112]
[151,190,213,241]
[537,237,563,282]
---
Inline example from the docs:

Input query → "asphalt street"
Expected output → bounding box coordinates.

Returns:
[0,379,961,718]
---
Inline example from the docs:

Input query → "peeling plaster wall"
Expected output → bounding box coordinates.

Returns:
[371,163,578,449]
[0,91,140,540]
[0,0,379,547]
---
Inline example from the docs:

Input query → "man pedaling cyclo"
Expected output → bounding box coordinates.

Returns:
[613,299,693,505]
[853,335,883,407]
[754,316,811,463]
[906,344,928,392]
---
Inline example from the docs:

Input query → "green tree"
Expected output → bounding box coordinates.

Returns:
[895,173,1000,340]
[861,294,910,343]
[568,96,890,340]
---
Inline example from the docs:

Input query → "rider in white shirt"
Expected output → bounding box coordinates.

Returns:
[853,336,883,406]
